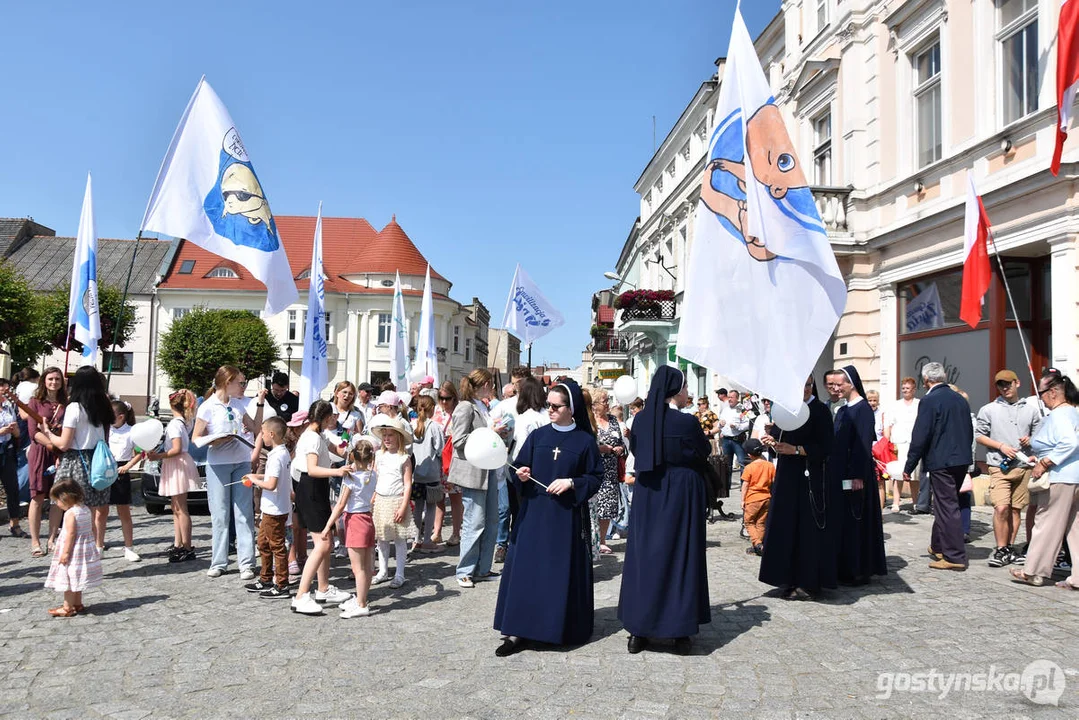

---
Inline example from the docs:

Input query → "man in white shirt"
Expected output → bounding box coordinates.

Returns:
[356,383,378,425]
[718,390,751,471]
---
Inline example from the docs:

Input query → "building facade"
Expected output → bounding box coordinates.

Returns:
[154,215,477,401]
[596,0,1078,414]
[487,327,521,377]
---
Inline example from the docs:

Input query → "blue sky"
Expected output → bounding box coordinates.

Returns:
[0,0,781,367]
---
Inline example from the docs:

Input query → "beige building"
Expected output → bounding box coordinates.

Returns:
[603,0,1077,415]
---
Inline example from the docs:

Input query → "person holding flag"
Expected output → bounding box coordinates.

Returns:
[140,77,297,316]
[677,2,845,415]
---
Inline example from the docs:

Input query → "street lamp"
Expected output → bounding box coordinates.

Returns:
[285,344,293,384]
[604,271,636,288]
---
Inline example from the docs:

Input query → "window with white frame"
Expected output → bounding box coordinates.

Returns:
[287,310,300,342]
[323,312,333,344]
[998,0,1038,125]
[453,326,461,353]
[206,266,239,279]
[812,111,832,185]
[377,313,392,345]
[914,40,942,168]
[465,337,473,362]
[816,0,828,32]
[173,307,190,320]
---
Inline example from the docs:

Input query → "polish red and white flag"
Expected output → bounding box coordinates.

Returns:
[1052,0,1079,175]
[960,171,992,329]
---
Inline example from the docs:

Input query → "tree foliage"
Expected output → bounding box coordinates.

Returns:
[0,261,49,369]
[43,283,139,356]
[158,308,278,393]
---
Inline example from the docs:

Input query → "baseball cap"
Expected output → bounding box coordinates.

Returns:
[742,438,764,456]
[995,370,1019,383]
[358,383,376,393]
[376,390,401,407]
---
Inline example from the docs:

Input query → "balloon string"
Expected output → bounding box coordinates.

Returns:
[506,463,549,490]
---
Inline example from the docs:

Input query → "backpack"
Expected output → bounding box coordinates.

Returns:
[79,438,118,491]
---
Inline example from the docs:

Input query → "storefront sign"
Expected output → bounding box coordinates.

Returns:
[904,282,945,333]
[597,368,624,379]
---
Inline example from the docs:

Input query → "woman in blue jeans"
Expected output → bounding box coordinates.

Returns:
[448,368,501,588]
[192,365,265,580]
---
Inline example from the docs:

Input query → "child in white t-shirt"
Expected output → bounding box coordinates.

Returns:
[243,417,292,599]
[371,419,413,588]
[323,439,378,618]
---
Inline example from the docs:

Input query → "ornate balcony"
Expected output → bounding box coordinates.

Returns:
[621,300,676,321]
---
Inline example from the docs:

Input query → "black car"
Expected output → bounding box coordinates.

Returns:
[140,443,210,515]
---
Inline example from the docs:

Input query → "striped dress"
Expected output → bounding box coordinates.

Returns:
[45,505,102,592]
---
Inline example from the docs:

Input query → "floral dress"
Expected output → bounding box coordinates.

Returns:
[590,415,624,521]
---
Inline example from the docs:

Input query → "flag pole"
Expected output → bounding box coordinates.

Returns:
[986,230,1039,394]
[106,231,142,390]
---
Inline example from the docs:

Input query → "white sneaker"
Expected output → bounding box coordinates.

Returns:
[315,585,351,605]
[371,572,390,585]
[123,547,141,562]
[457,576,475,588]
[206,567,225,578]
[389,576,405,589]
[340,602,370,619]
[290,592,324,615]
[239,569,256,581]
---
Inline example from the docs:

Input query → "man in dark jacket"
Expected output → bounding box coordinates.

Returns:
[903,362,973,570]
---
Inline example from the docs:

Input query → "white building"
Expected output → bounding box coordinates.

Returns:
[153,214,477,400]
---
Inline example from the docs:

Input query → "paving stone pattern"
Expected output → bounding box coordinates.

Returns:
[0,502,1076,719]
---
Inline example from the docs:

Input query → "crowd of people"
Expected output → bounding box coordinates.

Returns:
[10,357,1078,645]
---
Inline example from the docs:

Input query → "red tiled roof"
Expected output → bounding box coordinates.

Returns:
[159,214,445,294]
[596,305,615,324]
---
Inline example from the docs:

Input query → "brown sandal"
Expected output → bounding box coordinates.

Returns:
[30,546,44,558]
[47,606,77,617]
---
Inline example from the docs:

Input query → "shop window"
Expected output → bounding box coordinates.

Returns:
[898,268,986,334]
[1002,262,1031,321]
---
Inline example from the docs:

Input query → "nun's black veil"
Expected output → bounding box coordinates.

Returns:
[633,366,686,473]
[551,379,593,436]
[840,364,867,400]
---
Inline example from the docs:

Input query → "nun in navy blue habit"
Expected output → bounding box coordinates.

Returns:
[493,379,602,657]
[618,366,711,655]
[832,365,887,583]
[758,376,838,599]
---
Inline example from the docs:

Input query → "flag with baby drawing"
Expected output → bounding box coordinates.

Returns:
[140,76,298,315]
[678,3,846,414]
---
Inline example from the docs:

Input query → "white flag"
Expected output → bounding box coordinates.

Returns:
[678,5,846,413]
[904,282,945,334]
[500,264,564,347]
[140,77,298,315]
[298,204,328,410]
[390,271,411,391]
[67,173,101,365]
[415,265,439,387]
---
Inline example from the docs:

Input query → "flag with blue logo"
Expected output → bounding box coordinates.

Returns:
[391,271,411,391]
[140,77,298,315]
[298,204,328,410]
[678,4,846,413]
[415,265,439,387]
[67,173,101,365]
[500,264,564,348]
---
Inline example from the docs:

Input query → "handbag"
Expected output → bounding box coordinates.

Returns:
[959,473,973,494]
[1028,470,1051,492]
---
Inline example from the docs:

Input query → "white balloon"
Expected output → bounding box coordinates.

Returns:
[885,461,903,479]
[397,391,413,408]
[130,418,164,451]
[771,402,810,431]
[409,366,426,383]
[613,375,638,406]
[463,427,508,470]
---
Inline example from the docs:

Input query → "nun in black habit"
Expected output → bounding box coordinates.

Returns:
[493,379,603,657]
[758,375,838,599]
[832,365,888,583]
[618,366,711,655]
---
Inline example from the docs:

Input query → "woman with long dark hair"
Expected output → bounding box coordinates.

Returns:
[26,367,66,556]
[44,366,115,551]
[758,375,838,599]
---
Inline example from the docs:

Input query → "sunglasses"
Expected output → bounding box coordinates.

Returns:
[547,403,567,410]
[1038,384,1059,397]
[222,189,263,203]
[438,396,453,401]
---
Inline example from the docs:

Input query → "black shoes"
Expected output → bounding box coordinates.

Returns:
[495,636,528,657]
[627,635,647,654]
[167,546,196,563]
[673,637,692,656]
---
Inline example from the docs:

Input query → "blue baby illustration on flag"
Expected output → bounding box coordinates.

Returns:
[699,103,825,263]
[202,127,281,253]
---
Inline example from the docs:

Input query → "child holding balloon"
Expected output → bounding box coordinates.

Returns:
[322,438,378,618]
[146,390,201,563]
[108,401,142,562]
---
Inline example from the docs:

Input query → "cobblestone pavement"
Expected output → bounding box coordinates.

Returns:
[0,497,1076,719]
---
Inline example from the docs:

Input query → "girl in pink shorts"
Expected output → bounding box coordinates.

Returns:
[323,440,378,619]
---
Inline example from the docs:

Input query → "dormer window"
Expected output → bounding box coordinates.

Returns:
[206,266,239,279]
[297,269,311,280]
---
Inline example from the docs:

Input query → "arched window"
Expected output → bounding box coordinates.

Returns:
[297,269,311,280]
[206,266,239,279]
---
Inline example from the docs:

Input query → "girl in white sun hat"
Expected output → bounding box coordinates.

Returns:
[369,415,413,588]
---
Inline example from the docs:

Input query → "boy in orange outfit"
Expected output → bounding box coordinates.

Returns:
[741,439,775,556]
